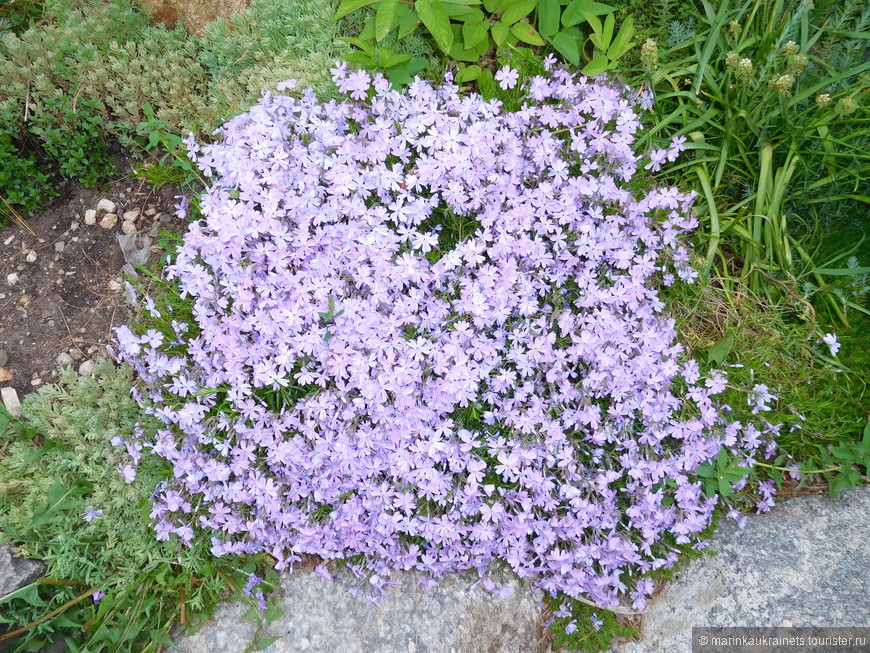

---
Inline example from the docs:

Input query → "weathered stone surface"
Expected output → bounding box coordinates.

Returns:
[0,543,44,598]
[138,0,250,35]
[611,487,870,653]
[172,568,543,653]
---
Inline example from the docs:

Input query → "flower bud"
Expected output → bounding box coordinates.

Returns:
[815,93,831,106]
[729,21,742,37]
[768,73,795,94]
[836,95,857,115]
[641,39,658,71]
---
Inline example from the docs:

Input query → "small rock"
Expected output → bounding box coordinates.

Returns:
[30,378,42,387]
[56,352,75,367]
[78,360,95,377]
[123,210,141,221]
[6,272,19,286]
[0,350,7,366]
[84,209,97,225]
[69,348,85,361]
[24,250,37,263]
[17,295,31,308]
[3,235,14,246]
[144,207,157,217]
[108,279,122,292]
[0,366,12,383]
[99,213,118,229]
[0,387,21,417]
[69,221,79,231]
[121,220,137,235]
[97,198,116,213]
[54,241,65,253]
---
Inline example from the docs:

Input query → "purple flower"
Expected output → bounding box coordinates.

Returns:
[83,506,104,522]
[590,613,604,631]
[495,66,519,90]
[822,333,841,356]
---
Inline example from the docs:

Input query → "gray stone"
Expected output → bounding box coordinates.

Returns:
[78,360,95,377]
[0,349,7,366]
[56,352,75,367]
[99,213,118,230]
[96,199,116,213]
[0,543,44,598]
[611,487,870,653]
[173,568,542,653]
[54,241,65,253]
[0,387,20,417]
[84,209,97,225]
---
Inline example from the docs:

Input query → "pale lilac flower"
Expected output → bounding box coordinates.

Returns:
[590,613,604,630]
[565,619,578,634]
[822,333,841,356]
[495,66,519,90]
[83,506,104,522]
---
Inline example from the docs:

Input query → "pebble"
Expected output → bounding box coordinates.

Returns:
[78,360,95,377]
[97,198,116,213]
[144,208,157,217]
[0,350,7,366]
[84,209,97,225]
[0,387,21,416]
[56,352,74,367]
[123,210,140,221]
[0,367,12,383]
[69,222,79,232]
[99,213,118,229]
[108,279,122,292]
[6,272,19,286]
[30,378,42,387]
[69,348,85,361]
[54,241,65,253]
[24,251,37,263]
[121,220,137,235]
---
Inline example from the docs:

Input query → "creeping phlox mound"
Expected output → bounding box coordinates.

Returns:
[113,63,777,608]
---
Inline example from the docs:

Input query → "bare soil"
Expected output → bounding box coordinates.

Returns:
[0,163,180,403]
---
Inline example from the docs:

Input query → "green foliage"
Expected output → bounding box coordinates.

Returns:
[28,94,115,187]
[0,0,43,35]
[0,99,56,222]
[0,361,274,652]
[665,278,869,499]
[333,0,636,85]
[199,0,350,113]
[635,0,870,322]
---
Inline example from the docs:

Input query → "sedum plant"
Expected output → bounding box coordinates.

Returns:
[114,64,783,613]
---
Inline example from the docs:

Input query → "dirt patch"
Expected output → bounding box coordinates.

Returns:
[0,163,182,403]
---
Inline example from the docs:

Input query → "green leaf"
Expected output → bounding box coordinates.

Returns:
[334,0,381,21]
[397,9,420,38]
[455,64,483,82]
[338,36,376,55]
[30,478,93,528]
[501,0,537,24]
[491,20,510,45]
[416,0,454,52]
[0,581,48,608]
[449,39,485,61]
[482,0,499,11]
[581,53,609,75]
[549,30,579,64]
[510,22,545,45]
[375,0,398,41]
[707,334,733,365]
[462,19,490,49]
[537,0,560,37]
[254,636,281,650]
[695,462,714,478]
[477,68,498,98]
[606,15,634,59]
[385,55,430,86]
[561,0,612,27]
[812,266,870,276]
[383,51,412,67]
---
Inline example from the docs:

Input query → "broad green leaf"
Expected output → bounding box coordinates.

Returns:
[537,0,560,37]
[602,11,614,44]
[375,0,398,41]
[455,65,483,82]
[397,9,420,38]
[443,4,482,19]
[491,20,510,45]
[511,22,545,45]
[463,19,490,48]
[561,0,612,27]
[607,15,634,59]
[416,0,454,52]
[0,581,48,608]
[581,53,609,75]
[385,55,430,86]
[483,0,499,11]
[334,0,380,21]
[707,334,733,365]
[501,0,537,24]
[383,52,412,67]
[449,39,485,61]
[549,30,579,64]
